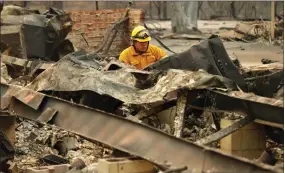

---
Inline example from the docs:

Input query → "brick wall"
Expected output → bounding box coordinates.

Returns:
[3,2,145,55]
[66,8,145,55]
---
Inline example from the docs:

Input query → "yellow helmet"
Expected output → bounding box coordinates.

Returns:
[131,25,151,42]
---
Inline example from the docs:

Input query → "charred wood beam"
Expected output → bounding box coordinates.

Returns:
[245,70,283,98]
[174,90,188,138]
[94,16,129,54]
[254,120,283,129]
[258,150,277,166]
[245,70,283,81]
[80,33,89,47]
[102,17,129,54]
[0,83,279,173]
[0,128,15,170]
[134,100,176,120]
[242,63,283,73]
[94,7,129,54]
[196,115,254,145]
[19,29,28,59]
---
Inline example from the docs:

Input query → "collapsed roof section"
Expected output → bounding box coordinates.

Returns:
[0,83,282,173]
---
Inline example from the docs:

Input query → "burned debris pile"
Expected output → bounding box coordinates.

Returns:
[14,118,106,171]
[1,35,283,173]
[0,4,284,173]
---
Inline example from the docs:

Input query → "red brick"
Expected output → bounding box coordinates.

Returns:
[72,16,81,22]
[68,8,144,53]
[83,11,90,15]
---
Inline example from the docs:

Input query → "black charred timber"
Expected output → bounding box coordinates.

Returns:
[261,58,279,65]
[80,90,123,114]
[258,150,277,166]
[245,70,283,98]
[196,116,254,145]
[0,129,15,172]
[40,154,69,165]
[135,100,176,120]
[134,71,163,90]
[265,126,284,144]
[111,149,131,158]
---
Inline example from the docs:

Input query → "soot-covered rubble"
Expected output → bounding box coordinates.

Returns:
[14,117,111,172]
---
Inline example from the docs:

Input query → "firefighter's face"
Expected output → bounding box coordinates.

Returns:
[134,41,149,53]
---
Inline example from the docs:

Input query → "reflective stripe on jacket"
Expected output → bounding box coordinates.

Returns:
[119,45,167,70]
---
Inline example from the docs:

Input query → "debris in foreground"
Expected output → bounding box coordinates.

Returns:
[1,83,282,173]
[14,117,105,172]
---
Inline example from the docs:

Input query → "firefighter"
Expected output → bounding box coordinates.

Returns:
[119,25,167,70]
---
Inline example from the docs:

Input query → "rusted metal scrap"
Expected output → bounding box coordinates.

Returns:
[144,36,247,92]
[0,83,280,173]
[1,55,54,71]
[24,52,283,127]
[25,51,238,105]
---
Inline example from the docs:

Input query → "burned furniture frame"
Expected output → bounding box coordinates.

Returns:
[0,83,281,173]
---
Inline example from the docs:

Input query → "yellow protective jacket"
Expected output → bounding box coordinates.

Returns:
[119,45,167,70]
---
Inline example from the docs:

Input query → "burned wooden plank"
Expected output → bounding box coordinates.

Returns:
[242,63,283,73]
[41,154,69,165]
[245,70,283,98]
[0,83,279,173]
[254,119,283,129]
[174,91,188,138]
[134,100,176,120]
[234,23,255,36]
[0,128,15,166]
[196,116,254,145]
[0,113,16,146]
[258,150,277,166]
